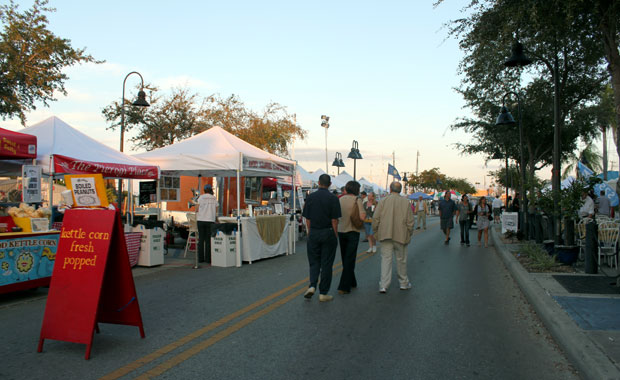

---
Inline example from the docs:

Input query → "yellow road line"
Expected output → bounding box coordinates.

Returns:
[133,253,373,379]
[101,251,369,380]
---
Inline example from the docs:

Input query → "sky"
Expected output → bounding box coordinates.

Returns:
[5,1,612,189]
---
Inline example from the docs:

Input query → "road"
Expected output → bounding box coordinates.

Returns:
[0,216,579,379]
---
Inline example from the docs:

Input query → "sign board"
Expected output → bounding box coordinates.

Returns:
[139,180,157,205]
[65,174,109,208]
[38,209,144,359]
[501,212,519,234]
[22,165,42,203]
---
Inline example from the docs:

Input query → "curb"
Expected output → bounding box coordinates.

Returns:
[490,227,620,380]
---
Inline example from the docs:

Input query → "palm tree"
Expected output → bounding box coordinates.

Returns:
[562,142,602,179]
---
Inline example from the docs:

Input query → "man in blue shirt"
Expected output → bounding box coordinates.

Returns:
[302,174,342,302]
[438,191,457,244]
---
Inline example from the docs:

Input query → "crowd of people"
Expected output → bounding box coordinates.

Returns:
[301,175,508,301]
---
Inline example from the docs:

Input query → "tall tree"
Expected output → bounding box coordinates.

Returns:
[0,0,98,124]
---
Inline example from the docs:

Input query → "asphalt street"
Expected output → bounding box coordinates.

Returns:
[0,216,579,380]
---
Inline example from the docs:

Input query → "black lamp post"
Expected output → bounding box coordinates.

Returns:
[496,92,528,238]
[331,152,345,175]
[118,71,149,216]
[347,140,362,181]
[321,115,330,173]
[402,172,409,194]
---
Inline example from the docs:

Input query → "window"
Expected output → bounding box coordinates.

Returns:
[160,175,180,202]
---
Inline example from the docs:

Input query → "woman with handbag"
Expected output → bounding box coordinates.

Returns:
[363,192,377,253]
[476,197,491,247]
[337,181,366,294]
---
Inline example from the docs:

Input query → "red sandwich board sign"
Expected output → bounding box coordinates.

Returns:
[38,208,145,359]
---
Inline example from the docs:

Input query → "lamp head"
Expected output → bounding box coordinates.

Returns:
[132,90,150,107]
[504,42,532,68]
[495,105,516,125]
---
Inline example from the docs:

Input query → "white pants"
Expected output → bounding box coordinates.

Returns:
[379,239,409,289]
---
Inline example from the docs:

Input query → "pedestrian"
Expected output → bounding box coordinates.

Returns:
[196,184,218,263]
[372,181,414,293]
[438,191,457,244]
[337,181,366,294]
[415,195,428,230]
[301,174,342,302]
[363,192,378,253]
[578,190,595,218]
[456,194,473,246]
[360,191,368,242]
[596,190,611,217]
[492,194,502,223]
[512,192,520,212]
[475,196,491,247]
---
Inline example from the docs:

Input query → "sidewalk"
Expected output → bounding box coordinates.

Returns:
[490,225,620,380]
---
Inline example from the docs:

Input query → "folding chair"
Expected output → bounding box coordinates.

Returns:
[576,218,588,261]
[598,225,619,269]
[184,213,198,258]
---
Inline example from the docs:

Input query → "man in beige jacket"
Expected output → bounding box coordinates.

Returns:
[372,182,415,293]
[415,195,428,230]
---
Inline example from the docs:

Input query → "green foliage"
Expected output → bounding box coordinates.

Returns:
[519,242,558,271]
[102,89,306,156]
[407,168,475,194]
[0,0,99,124]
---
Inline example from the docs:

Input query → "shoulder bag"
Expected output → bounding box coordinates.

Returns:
[350,198,365,229]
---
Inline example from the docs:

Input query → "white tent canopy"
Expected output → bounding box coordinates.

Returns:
[23,116,159,179]
[134,126,294,177]
[308,168,327,183]
[295,165,314,187]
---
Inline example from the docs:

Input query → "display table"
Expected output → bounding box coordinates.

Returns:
[0,231,60,294]
[241,215,289,263]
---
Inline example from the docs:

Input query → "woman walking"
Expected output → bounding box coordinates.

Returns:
[337,181,366,294]
[456,194,473,247]
[363,192,377,253]
[476,197,491,247]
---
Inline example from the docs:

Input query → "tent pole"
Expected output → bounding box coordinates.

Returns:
[236,153,242,267]
[48,155,54,229]
[291,162,296,255]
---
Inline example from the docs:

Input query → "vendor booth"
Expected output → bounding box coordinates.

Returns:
[135,126,298,266]
[0,127,59,294]
[21,117,161,268]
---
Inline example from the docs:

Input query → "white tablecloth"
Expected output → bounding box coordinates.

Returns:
[241,217,289,263]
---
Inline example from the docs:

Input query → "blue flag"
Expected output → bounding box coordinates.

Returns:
[577,161,619,207]
[388,163,401,180]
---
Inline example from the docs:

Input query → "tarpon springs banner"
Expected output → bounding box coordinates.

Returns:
[243,156,294,176]
[53,154,158,179]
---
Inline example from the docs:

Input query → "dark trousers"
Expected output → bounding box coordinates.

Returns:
[459,220,470,244]
[197,221,214,263]
[338,231,360,292]
[307,228,338,295]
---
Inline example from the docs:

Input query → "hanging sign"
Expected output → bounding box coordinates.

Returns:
[139,180,157,205]
[65,174,109,208]
[37,209,145,359]
[22,165,42,203]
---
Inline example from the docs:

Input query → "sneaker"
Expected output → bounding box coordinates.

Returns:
[304,287,315,299]
[367,247,373,253]
[379,288,387,294]
[372,246,377,253]
[466,243,470,247]
[400,282,412,290]
[319,294,333,302]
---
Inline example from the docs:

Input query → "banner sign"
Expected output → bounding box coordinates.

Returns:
[0,128,37,159]
[53,154,159,179]
[243,156,294,176]
[0,233,59,290]
[22,165,42,203]
[38,209,145,359]
[501,212,519,234]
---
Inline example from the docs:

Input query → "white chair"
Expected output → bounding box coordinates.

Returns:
[184,213,198,258]
[576,218,588,261]
[598,226,619,269]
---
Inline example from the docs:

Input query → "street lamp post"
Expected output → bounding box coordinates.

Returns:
[402,172,409,195]
[496,91,528,239]
[321,115,329,173]
[504,40,561,244]
[118,71,149,216]
[347,140,362,181]
[331,152,345,175]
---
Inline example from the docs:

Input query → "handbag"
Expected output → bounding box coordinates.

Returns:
[350,198,364,229]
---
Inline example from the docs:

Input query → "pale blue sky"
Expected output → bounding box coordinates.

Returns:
[5,0,517,188]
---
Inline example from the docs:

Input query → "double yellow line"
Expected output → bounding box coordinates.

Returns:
[101,250,376,380]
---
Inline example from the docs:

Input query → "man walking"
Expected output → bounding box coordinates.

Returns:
[372,182,414,293]
[302,174,342,302]
[415,195,428,230]
[596,190,611,217]
[438,191,457,244]
[196,184,218,263]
